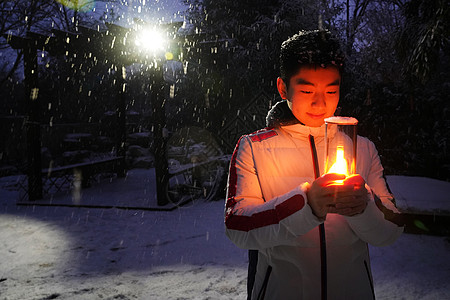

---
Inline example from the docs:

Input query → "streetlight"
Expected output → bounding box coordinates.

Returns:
[133,25,177,62]
[133,24,180,206]
[134,27,167,54]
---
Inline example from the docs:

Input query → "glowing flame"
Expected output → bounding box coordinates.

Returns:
[328,146,349,176]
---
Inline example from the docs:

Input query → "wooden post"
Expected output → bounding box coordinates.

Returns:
[23,38,43,200]
[115,64,127,177]
[152,65,169,206]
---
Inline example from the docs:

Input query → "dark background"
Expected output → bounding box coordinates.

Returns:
[0,0,449,181]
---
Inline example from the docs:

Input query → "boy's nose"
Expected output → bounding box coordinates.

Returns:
[312,93,326,107]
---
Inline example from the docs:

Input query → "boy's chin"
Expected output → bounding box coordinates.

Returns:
[303,120,325,127]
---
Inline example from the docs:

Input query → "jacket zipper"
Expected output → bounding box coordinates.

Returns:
[256,265,272,300]
[309,134,328,300]
[364,260,376,299]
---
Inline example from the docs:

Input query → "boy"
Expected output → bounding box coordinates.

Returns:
[225,30,404,300]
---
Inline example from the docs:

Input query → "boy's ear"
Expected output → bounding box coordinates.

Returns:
[277,77,288,100]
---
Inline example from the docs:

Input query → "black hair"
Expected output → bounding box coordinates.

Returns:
[279,30,345,86]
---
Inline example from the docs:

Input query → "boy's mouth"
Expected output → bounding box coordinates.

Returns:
[307,113,326,119]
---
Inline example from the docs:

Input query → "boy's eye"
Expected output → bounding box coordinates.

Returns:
[327,91,337,95]
[301,90,313,94]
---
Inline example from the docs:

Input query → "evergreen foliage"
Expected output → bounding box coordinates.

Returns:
[182,0,450,180]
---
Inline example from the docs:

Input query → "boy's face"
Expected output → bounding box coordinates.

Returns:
[277,65,341,127]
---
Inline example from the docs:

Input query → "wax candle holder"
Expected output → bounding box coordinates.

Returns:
[324,116,358,182]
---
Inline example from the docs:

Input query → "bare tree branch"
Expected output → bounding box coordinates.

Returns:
[0,49,22,86]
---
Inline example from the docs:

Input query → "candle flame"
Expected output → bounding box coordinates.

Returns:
[328,146,349,176]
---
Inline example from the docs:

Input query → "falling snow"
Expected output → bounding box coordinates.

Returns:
[0,1,449,299]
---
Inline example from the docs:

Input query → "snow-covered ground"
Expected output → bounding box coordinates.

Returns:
[0,170,449,300]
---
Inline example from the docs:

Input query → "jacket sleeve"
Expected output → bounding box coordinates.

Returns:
[224,135,322,250]
[345,140,404,246]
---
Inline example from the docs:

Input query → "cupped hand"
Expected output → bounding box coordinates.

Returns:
[334,174,369,216]
[343,174,365,187]
[306,173,346,219]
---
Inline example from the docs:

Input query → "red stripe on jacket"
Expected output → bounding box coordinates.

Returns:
[225,135,305,232]
[226,194,305,232]
[249,129,277,142]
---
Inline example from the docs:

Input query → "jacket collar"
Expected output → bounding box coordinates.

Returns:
[266,100,300,127]
[266,100,326,138]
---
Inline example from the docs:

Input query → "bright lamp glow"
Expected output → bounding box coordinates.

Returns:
[135,28,166,53]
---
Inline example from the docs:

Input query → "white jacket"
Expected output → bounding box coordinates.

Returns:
[225,102,404,300]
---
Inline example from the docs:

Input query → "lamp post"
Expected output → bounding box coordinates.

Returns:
[23,34,43,200]
[134,26,174,206]
[108,21,182,206]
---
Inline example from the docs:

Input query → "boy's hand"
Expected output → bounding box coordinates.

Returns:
[333,174,369,216]
[306,173,346,219]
